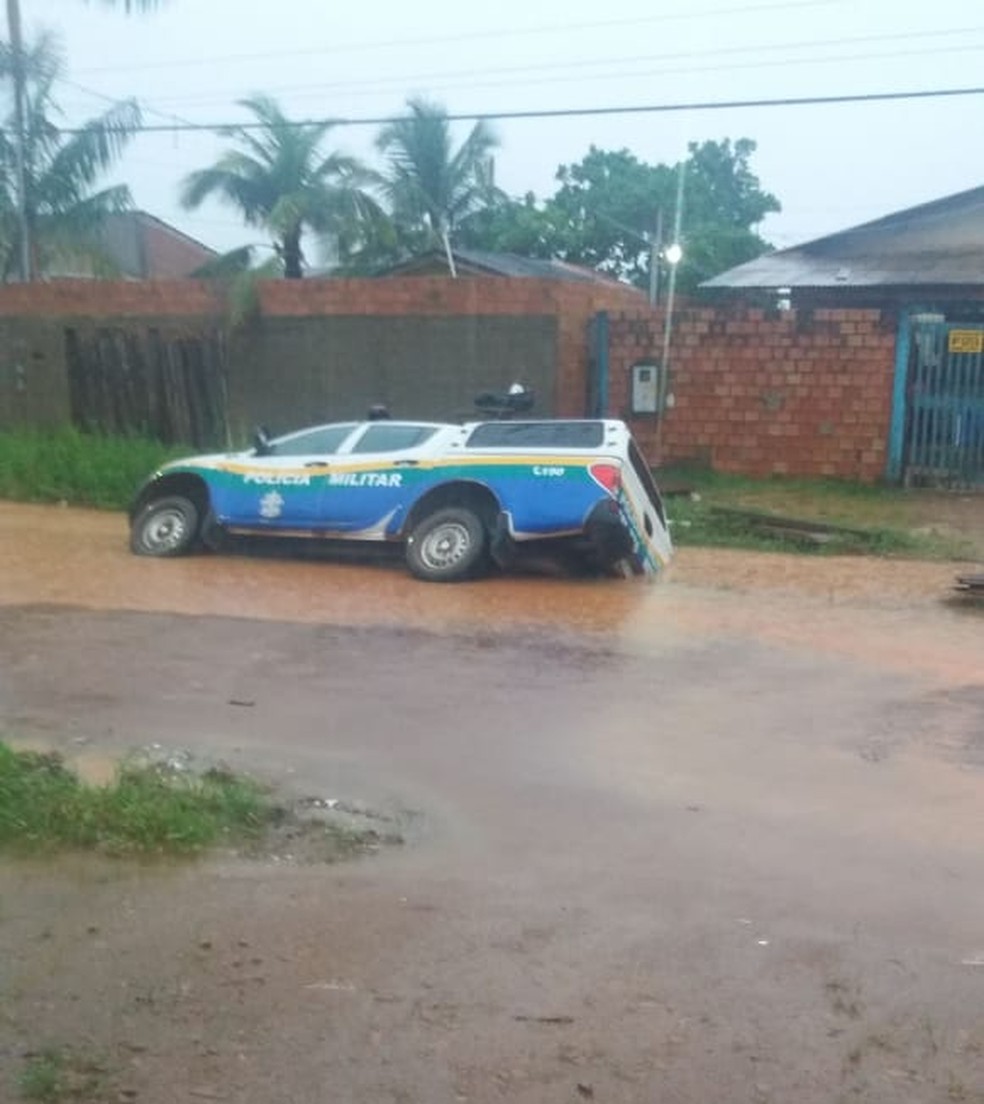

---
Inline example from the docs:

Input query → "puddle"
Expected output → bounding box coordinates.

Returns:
[1,501,983,684]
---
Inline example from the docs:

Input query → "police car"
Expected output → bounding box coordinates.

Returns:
[129,418,673,582]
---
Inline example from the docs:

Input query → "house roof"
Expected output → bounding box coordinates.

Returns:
[377,248,631,286]
[703,185,984,289]
[99,211,218,279]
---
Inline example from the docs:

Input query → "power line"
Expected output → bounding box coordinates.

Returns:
[136,25,984,108]
[56,75,199,130]
[141,39,984,110]
[47,85,984,135]
[72,0,841,75]
[399,42,984,103]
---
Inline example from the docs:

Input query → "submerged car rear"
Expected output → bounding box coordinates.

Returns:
[460,419,672,576]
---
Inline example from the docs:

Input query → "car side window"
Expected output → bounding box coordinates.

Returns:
[267,424,356,457]
[465,422,605,448]
[349,424,438,453]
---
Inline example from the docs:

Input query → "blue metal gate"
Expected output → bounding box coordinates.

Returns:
[904,319,984,487]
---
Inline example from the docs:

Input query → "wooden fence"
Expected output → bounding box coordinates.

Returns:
[64,327,228,447]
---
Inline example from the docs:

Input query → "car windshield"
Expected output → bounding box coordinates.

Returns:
[628,440,666,524]
[265,424,357,457]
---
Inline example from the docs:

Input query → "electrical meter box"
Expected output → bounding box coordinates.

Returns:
[631,362,660,414]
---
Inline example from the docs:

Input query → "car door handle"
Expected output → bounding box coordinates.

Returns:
[393,460,419,467]
[304,461,330,468]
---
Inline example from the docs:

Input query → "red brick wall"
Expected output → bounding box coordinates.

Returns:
[0,277,646,431]
[0,280,900,482]
[0,279,221,317]
[607,306,898,482]
[0,277,643,415]
[0,276,641,320]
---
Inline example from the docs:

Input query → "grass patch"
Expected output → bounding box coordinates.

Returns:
[0,743,274,856]
[18,1048,106,1102]
[659,467,977,560]
[0,428,190,510]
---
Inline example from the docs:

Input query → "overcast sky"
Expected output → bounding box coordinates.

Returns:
[17,0,984,262]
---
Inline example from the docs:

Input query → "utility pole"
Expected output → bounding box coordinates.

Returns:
[6,0,31,281]
[648,207,663,308]
[654,158,686,433]
[659,160,686,375]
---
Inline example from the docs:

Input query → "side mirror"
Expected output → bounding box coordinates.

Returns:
[252,425,272,455]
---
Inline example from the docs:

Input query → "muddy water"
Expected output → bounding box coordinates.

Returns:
[4,501,984,1104]
[1,501,981,683]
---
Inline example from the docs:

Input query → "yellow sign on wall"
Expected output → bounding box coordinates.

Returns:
[948,329,984,355]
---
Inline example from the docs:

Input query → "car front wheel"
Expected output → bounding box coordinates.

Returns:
[406,506,487,582]
[130,495,200,557]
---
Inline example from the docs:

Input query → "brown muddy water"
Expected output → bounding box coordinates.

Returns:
[0,500,980,683]
[3,501,984,1104]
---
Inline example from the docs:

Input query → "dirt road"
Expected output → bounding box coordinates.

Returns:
[2,502,983,1103]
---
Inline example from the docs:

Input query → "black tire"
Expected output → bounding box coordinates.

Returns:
[405,506,488,582]
[199,509,229,554]
[130,495,200,557]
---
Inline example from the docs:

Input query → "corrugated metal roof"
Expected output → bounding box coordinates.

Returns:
[704,184,984,289]
[378,248,631,286]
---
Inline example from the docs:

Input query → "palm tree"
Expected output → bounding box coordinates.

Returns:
[0,35,141,279]
[376,98,501,276]
[181,96,379,279]
[4,0,161,278]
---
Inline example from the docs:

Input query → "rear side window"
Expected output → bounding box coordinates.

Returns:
[628,440,666,524]
[350,424,438,453]
[466,422,605,449]
[269,424,356,456]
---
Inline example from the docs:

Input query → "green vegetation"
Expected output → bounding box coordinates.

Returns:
[371,97,501,273]
[661,467,979,560]
[458,140,778,292]
[180,95,381,280]
[0,33,140,280]
[17,1048,105,1103]
[0,743,273,855]
[0,428,187,509]
[18,1053,63,1103]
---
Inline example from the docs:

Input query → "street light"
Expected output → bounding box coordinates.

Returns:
[654,162,686,442]
[648,239,683,307]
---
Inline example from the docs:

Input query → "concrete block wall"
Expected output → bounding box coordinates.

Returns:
[0,277,645,432]
[606,307,897,482]
[0,279,902,483]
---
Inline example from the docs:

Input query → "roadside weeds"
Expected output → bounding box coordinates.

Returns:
[17,1047,109,1104]
[660,467,981,561]
[0,741,398,861]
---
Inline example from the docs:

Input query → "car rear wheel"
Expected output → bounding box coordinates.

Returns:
[130,495,200,557]
[406,506,487,582]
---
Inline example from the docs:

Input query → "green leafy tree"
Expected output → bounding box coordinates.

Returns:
[674,139,780,287]
[0,34,140,279]
[457,191,560,258]
[376,98,501,274]
[548,146,674,283]
[462,139,779,292]
[181,95,380,279]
